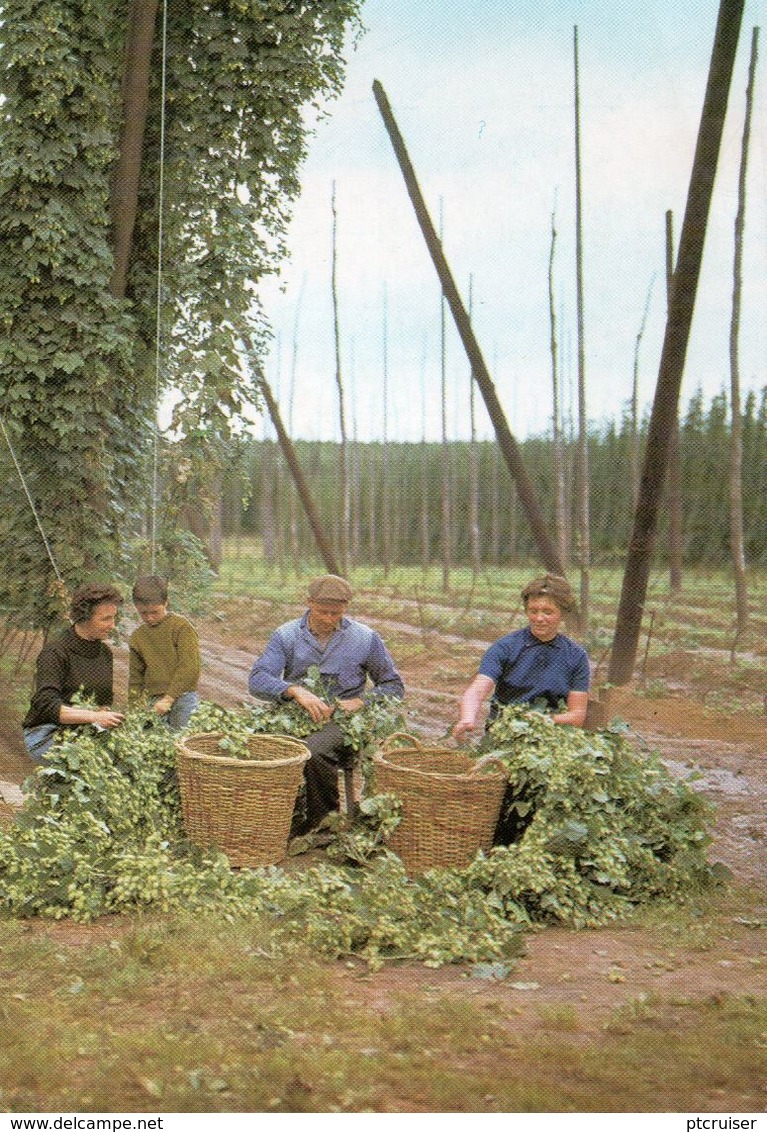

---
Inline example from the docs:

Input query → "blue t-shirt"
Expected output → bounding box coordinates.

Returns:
[478,626,590,714]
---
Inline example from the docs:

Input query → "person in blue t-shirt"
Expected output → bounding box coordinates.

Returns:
[453,573,590,741]
[453,573,591,845]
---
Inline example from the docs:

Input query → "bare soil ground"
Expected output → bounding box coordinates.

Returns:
[1,600,765,1082]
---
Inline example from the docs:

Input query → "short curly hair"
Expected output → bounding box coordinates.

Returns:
[69,583,124,625]
[521,573,576,614]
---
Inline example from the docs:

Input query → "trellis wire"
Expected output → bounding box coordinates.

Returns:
[0,416,64,584]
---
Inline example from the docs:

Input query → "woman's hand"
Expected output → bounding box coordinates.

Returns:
[452,717,477,742]
[453,674,495,742]
[93,709,125,729]
[59,704,124,729]
[551,690,589,728]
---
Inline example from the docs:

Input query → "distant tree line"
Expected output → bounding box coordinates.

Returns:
[220,385,767,570]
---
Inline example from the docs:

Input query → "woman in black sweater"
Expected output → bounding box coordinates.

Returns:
[22,583,125,761]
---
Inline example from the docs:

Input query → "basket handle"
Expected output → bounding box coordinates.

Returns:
[469,750,507,774]
[380,731,423,752]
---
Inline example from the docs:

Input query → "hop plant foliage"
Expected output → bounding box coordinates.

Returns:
[189,670,405,759]
[0,711,182,920]
[464,705,715,928]
[0,1,364,629]
[0,701,716,966]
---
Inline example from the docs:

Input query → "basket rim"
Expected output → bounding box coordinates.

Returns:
[177,731,310,770]
[373,749,505,781]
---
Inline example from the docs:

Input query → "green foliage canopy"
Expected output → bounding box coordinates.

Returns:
[0,0,363,626]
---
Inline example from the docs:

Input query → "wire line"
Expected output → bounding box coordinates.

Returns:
[0,417,64,583]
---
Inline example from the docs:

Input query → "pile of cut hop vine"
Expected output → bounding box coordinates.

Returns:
[0,700,716,965]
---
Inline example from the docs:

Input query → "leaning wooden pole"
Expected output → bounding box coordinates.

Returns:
[608,0,745,685]
[373,79,566,578]
[254,366,341,577]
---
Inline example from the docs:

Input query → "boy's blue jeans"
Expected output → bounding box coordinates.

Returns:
[155,691,199,732]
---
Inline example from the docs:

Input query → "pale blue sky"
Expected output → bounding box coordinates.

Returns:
[256,0,767,443]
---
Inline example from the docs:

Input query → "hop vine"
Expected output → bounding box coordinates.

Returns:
[0,702,716,967]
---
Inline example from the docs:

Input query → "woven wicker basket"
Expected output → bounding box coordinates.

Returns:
[372,732,507,874]
[176,732,310,867]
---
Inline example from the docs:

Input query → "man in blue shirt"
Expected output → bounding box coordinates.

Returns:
[249,574,404,835]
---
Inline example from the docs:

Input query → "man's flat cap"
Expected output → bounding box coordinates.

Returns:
[307,574,353,603]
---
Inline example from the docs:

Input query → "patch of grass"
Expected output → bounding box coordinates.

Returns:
[638,677,672,700]
[0,912,765,1113]
[620,885,767,954]
[383,638,426,662]
[605,993,661,1028]
[576,993,767,1111]
[0,654,32,719]
[535,1004,581,1031]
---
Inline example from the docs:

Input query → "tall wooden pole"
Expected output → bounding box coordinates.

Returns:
[630,276,656,508]
[331,181,350,575]
[287,284,305,576]
[573,26,591,625]
[548,204,568,568]
[468,274,481,579]
[373,79,566,577]
[349,342,362,565]
[439,199,452,591]
[381,284,392,576]
[665,210,683,594]
[608,0,745,685]
[253,365,341,577]
[419,338,431,572]
[110,0,160,299]
[728,25,758,635]
[271,335,287,576]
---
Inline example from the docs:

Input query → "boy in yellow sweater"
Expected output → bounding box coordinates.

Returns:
[128,575,201,731]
